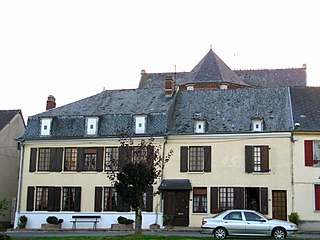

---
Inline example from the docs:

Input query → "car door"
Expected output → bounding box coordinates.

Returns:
[222,211,246,235]
[243,211,271,236]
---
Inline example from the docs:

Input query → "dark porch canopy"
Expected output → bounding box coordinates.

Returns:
[158,179,192,190]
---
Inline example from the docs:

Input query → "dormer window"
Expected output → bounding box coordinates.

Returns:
[195,120,205,133]
[86,117,98,135]
[41,118,52,136]
[135,115,146,134]
[187,85,194,91]
[251,117,263,132]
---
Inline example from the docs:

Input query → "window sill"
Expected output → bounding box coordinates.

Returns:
[252,171,271,175]
[187,171,205,174]
[192,212,208,215]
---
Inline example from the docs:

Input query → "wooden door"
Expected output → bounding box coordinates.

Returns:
[272,190,287,220]
[163,190,189,226]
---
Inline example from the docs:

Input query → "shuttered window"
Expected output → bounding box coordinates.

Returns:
[315,185,320,211]
[26,187,35,211]
[193,188,207,213]
[245,146,269,173]
[180,146,211,172]
[305,140,320,167]
[76,147,103,172]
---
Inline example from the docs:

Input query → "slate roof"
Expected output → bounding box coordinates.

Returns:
[23,87,174,140]
[169,87,293,134]
[0,110,22,131]
[290,87,320,132]
[236,68,307,87]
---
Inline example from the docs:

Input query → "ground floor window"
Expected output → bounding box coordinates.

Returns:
[315,185,320,211]
[35,187,48,211]
[193,188,207,213]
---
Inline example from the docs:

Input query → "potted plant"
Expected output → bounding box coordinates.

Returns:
[41,216,63,229]
[18,215,27,229]
[111,216,134,230]
[163,214,174,227]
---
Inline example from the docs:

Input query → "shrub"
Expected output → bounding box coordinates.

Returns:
[0,234,11,240]
[288,212,300,225]
[117,216,134,225]
[19,215,28,224]
[46,216,63,225]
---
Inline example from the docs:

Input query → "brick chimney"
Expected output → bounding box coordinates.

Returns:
[165,75,174,97]
[46,95,56,110]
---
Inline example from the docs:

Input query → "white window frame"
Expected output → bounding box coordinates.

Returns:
[41,118,52,136]
[252,119,263,132]
[135,115,146,134]
[86,117,98,135]
[195,120,205,133]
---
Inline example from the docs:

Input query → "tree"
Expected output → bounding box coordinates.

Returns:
[107,136,173,234]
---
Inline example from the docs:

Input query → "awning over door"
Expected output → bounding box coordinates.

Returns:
[158,179,192,190]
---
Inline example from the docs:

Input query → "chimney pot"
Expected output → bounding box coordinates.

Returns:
[165,75,174,97]
[46,95,56,110]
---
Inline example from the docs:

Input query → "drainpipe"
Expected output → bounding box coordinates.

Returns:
[15,140,25,228]
[159,135,168,216]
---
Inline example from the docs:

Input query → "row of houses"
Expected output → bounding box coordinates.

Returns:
[2,47,319,231]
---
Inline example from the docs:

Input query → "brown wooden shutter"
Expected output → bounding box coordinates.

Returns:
[26,186,35,211]
[96,147,104,172]
[47,187,60,211]
[119,146,131,171]
[76,148,84,172]
[146,186,153,212]
[50,148,63,172]
[210,187,219,213]
[117,193,130,212]
[74,187,81,212]
[47,187,55,211]
[94,187,102,212]
[204,146,211,172]
[245,146,253,173]
[147,145,155,167]
[315,185,320,211]
[180,147,188,172]
[234,187,244,209]
[261,146,269,172]
[260,187,268,214]
[29,148,37,172]
[305,140,314,166]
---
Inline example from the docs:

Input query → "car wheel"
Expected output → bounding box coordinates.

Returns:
[214,227,227,239]
[272,227,286,239]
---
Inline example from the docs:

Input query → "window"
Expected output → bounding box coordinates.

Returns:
[180,146,211,172]
[105,147,119,171]
[104,187,117,211]
[245,146,269,173]
[35,187,48,211]
[38,148,50,171]
[305,140,320,166]
[62,187,76,211]
[193,188,207,213]
[135,115,146,134]
[220,187,234,210]
[84,148,97,171]
[132,146,147,163]
[194,120,205,133]
[86,117,98,135]
[251,118,263,132]
[41,118,52,136]
[64,148,77,171]
[315,185,320,211]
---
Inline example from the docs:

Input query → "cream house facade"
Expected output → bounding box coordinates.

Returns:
[16,48,318,230]
[0,110,25,228]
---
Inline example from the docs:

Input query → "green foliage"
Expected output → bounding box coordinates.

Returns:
[0,199,9,217]
[46,216,63,224]
[0,234,11,240]
[117,216,134,225]
[288,212,300,225]
[163,214,174,226]
[19,215,28,224]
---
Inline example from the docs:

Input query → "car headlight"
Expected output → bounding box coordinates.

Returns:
[289,224,297,228]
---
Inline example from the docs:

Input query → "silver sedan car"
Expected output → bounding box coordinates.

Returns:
[201,209,298,239]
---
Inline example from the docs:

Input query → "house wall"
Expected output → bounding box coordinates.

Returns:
[0,114,25,226]
[292,133,320,230]
[163,133,293,227]
[16,138,165,229]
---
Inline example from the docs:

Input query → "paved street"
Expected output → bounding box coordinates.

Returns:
[4,230,320,239]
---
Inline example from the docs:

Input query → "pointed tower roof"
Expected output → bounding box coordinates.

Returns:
[184,48,249,86]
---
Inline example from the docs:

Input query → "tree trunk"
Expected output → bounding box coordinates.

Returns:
[135,206,142,234]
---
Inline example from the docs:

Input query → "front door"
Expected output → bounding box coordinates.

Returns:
[163,190,189,226]
[272,190,287,220]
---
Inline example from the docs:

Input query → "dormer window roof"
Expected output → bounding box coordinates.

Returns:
[41,118,52,136]
[86,117,98,135]
[251,117,264,132]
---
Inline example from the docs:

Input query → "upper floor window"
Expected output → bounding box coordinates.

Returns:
[64,148,77,171]
[29,148,63,172]
[194,120,205,133]
[304,140,320,167]
[38,148,51,171]
[134,115,146,134]
[105,147,119,171]
[251,118,263,132]
[41,118,52,136]
[180,146,211,173]
[245,146,270,173]
[86,117,98,135]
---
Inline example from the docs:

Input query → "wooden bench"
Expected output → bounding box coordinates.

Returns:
[71,215,101,229]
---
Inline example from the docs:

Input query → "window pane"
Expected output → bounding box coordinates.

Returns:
[62,187,75,211]
[64,148,77,171]
[105,147,119,171]
[253,147,261,172]
[193,188,207,213]
[189,147,204,172]
[314,141,320,160]
[132,146,147,163]
[84,151,97,171]
[219,187,234,210]
[38,148,50,171]
[104,187,117,211]
[35,187,48,210]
